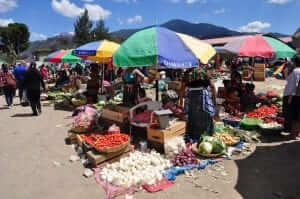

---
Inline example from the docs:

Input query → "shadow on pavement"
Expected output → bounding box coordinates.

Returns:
[235,141,300,199]
[11,113,34,118]
[258,133,293,143]
[0,107,8,110]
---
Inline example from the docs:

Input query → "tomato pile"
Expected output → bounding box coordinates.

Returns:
[81,133,129,150]
[247,105,279,118]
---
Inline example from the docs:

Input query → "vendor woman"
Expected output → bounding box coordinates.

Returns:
[123,67,148,106]
[185,73,216,140]
[86,64,100,104]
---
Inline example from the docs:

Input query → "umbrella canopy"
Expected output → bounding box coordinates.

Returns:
[223,35,297,59]
[47,49,81,63]
[113,27,216,68]
[74,40,120,62]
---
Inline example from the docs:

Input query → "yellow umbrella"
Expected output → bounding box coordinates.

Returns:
[74,40,120,62]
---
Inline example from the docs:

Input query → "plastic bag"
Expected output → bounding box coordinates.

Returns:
[94,169,138,199]
[108,124,120,134]
[142,178,174,193]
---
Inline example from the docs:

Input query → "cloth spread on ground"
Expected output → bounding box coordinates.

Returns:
[163,159,219,181]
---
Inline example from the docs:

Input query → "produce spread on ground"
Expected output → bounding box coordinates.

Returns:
[54,85,282,199]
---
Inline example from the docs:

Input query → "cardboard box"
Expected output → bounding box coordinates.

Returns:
[147,121,186,144]
[87,145,133,167]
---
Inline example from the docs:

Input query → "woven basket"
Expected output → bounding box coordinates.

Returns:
[191,144,223,158]
[95,139,130,153]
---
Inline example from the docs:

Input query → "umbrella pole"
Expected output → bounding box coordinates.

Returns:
[155,79,159,101]
[101,63,105,94]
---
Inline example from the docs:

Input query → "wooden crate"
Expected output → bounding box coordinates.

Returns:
[148,141,165,154]
[254,64,266,72]
[87,145,133,167]
[102,105,130,123]
[147,121,186,144]
[254,71,265,81]
[65,132,78,145]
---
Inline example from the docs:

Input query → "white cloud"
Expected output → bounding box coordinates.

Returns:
[0,18,14,27]
[82,0,94,2]
[112,0,137,3]
[0,0,17,13]
[267,0,292,4]
[52,0,83,18]
[186,0,206,4]
[169,0,206,4]
[30,32,48,41]
[239,21,271,33]
[213,8,225,14]
[85,4,111,20]
[127,15,143,24]
[51,0,111,21]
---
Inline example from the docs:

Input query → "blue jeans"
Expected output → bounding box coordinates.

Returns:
[3,86,15,106]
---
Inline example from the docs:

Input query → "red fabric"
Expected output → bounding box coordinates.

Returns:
[0,71,13,87]
[239,35,274,58]
[132,110,153,123]
[107,58,113,71]
[142,179,174,193]
[40,67,49,80]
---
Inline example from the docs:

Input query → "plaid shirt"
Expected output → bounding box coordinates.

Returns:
[0,71,5,87]
[0,71,12,87]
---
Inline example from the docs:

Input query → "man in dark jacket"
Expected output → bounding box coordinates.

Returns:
[23,62,45,116]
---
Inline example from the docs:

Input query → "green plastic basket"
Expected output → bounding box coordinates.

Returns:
[241,118,263,130]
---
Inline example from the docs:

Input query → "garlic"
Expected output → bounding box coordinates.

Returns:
[100,151,171,187]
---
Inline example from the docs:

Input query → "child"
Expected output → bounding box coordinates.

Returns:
[241,83,259,112]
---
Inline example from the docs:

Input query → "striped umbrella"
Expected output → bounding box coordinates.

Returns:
[47,49,81,63]
[113,27,216,68]
[223,35,297,59]
[74,40,120,62]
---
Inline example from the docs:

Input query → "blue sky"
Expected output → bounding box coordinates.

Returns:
[0,0,299,41]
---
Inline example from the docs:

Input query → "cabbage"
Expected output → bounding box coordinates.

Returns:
[98,101,106,106]
[200,136,226,154]
[211,138,226,154]
[199,142,213,154]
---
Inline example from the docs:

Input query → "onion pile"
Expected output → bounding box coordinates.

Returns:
[172,147,199,167]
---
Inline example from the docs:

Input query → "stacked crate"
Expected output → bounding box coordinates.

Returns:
[254,63,266,81]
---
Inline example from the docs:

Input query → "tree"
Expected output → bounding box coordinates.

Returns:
[73,9,93,46]
[0,23,30,63]
[91,20,111,41]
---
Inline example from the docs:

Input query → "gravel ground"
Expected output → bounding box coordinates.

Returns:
[0,79,299,199]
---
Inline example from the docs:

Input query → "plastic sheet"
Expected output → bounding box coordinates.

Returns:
[163,159,219,181]
[142,178,174,193]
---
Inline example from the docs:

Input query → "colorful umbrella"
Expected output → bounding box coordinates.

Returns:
[113,27,216,68]
[47,49,81,63]
[74,40,120,62]
[223,35,297,59]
